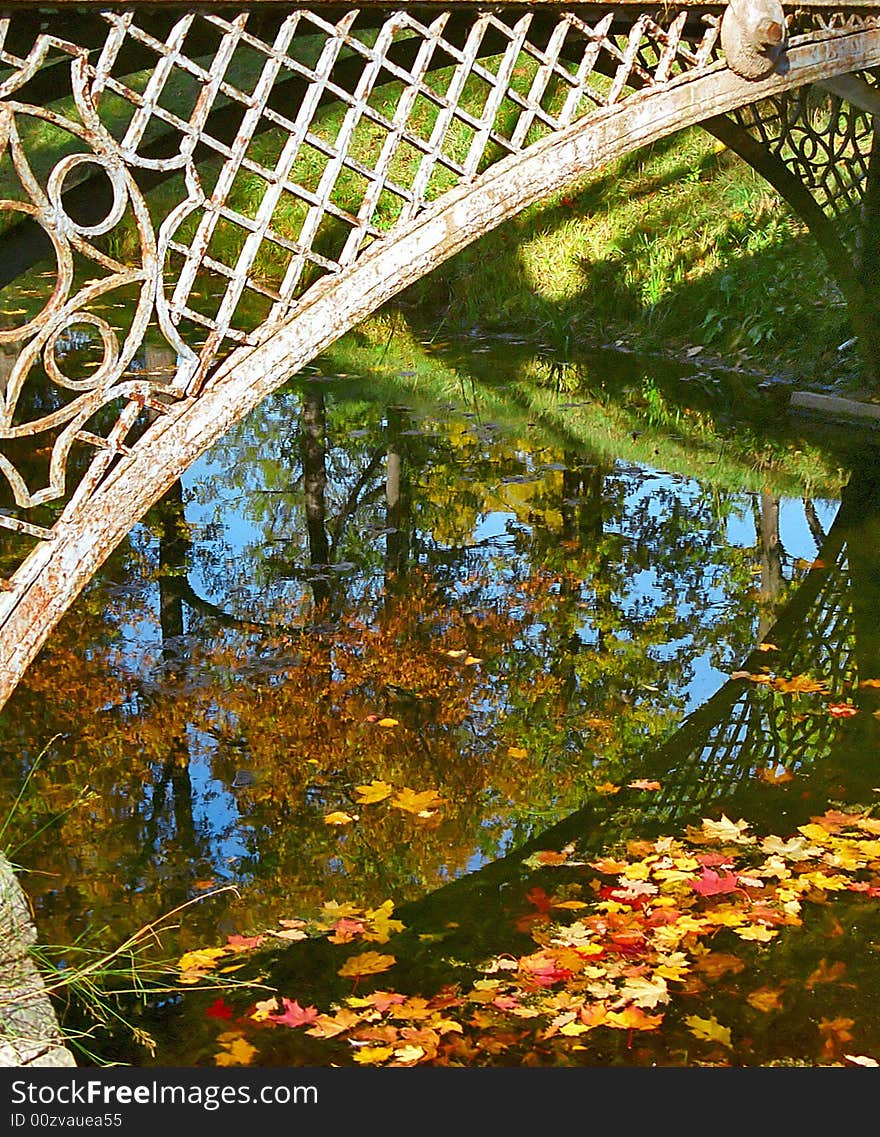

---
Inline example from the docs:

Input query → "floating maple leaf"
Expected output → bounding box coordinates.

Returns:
[827,702,859,718]
[391,787,443,815]
[338,951,396,979]
[685,1014,732,1048]
[325,810,357,826]
[691,868,739,896]
[805,959,847,988]
[747,986,785,1013]
[226,933,265,952]
[700,814,755,845]
[772,674,829,695]
[214,1032,257,1067]
[267,998,319,1029]
[628,779,661,791]
[355,779,394,804]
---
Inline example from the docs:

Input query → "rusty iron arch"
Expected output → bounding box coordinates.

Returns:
[0,3,879,711]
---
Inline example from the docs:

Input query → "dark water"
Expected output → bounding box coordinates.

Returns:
[3,331,880,1067]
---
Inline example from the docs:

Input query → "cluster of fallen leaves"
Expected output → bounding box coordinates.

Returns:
[325,779,446,826]
[730,670,880,719]
[182,806,880,1067]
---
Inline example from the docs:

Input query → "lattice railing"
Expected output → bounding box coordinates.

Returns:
[637,535,858,829]
[0,4,879,712]
[729,68,880,226]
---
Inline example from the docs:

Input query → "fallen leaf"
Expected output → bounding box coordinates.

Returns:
[226,933,265,952]
[507,746,528,759]
[355,779,394,804]
[805,959,847,988]
[268,998,319,1029]
[392,787,443,814]
[325,811,357,825]
[747,986,785,1012]
[757,766,794,785]
[685,1014,732,1048]
[214,1033,257,1067]
[628,779,661,791]
[377,717,399,727]
[353,1045,395,1065]
[700,815,755,845]
[691,868,739,896]
[338,951,396,979]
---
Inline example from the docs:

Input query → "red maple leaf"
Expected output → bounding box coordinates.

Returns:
[691,868,739,896]
[269,998,319,1028]
[524,887,554,913]
[205,997,234,1021]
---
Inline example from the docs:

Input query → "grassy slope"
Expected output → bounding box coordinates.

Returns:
[397,126,859,391]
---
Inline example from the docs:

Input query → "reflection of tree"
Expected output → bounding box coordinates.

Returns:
[0,379,824,970]
[755,491,783,639]
[300,386,331,611]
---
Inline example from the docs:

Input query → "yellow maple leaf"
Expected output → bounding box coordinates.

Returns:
[353,1045,394,1065]
[177,947,227,976]
[306,1008,363,1038]
[363,899,405,942]
[507,746,528,759]
[617,975,669,1009]
[685,1014,732,1048]
[355,780,394,804]
[628,779,661,791]
[214,1034,257,1067]
[594,782,621,796]
[324,810,357,825]
[653,952,692,982]
[377,717,399,727]
[734,924,778,942]
[604,1006,664,1031]
[391,787,444,814]
[319,900,362,925]
[337,951,396,979]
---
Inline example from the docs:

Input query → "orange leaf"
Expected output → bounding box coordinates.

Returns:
[747,986,785,1013]
[757,766,794,785]
[628,779,661,791]
[805,959,847,988]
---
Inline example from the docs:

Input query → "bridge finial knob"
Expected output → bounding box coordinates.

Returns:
[721,0,788,79]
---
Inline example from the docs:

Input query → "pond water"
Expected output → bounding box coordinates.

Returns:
[3,328,880,1068]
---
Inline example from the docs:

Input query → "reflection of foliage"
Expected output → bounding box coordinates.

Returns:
[0,338,835,1070]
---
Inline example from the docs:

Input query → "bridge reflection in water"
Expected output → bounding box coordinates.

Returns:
[295,452,880,973]
[1,1,880,707]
